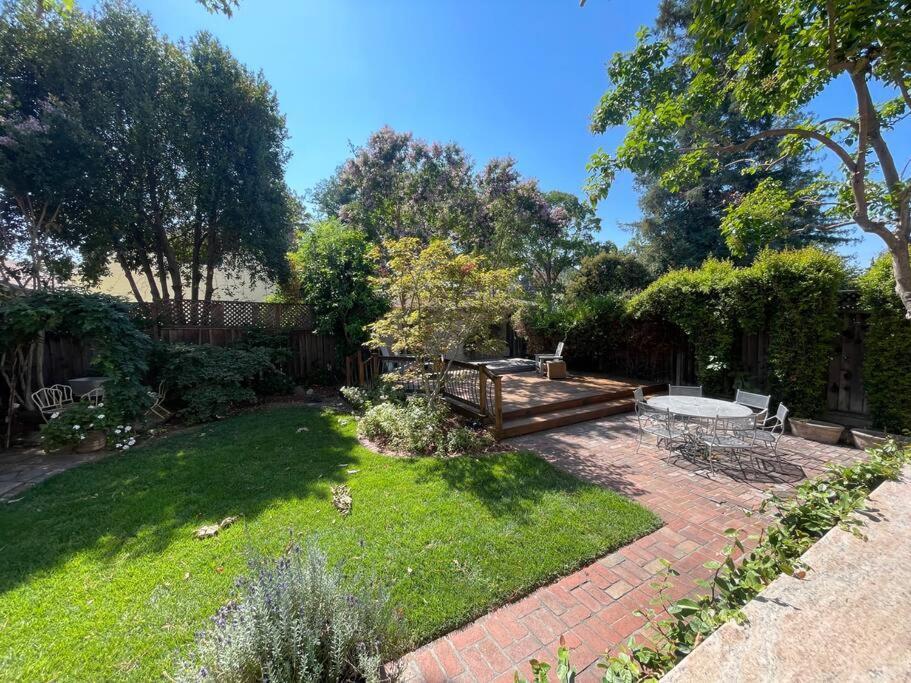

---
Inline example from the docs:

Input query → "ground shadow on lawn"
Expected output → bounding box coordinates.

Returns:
[415,450,594,522]
[0,407,355,595]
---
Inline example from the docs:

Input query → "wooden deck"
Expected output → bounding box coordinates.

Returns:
[498,372,664,438]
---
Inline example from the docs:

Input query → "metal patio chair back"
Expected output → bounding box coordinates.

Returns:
[668,384,703,397]
[735,389,771,423]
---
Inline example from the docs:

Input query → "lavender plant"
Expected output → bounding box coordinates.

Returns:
[177,542,401,683]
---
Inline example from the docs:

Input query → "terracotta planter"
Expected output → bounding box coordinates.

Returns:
[75,430,107,453]
[789,418,845,445]
[850,428,910,451]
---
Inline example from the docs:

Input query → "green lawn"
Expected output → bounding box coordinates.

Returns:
[0,405,659,681]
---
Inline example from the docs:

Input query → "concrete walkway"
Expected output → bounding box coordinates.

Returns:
[397,414,864,682]
[0,446,112,501]
[664,465,911,682]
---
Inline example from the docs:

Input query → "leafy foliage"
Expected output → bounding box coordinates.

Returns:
[0,1,295,303]
[178,541,401,683]
[859,251,911,432]
[525,439,911,682]
[368,238,519,402]
[358,396,491,457]
[629,248,845,414]
[314,128,600,304]
[153,343,278,423]
[587,0,911,316]
[0,289,151,418]
[39,401,134,452]
[281,218,387,356]
[565,248,653,302]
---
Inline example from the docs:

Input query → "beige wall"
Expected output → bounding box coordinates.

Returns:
[90,262,276,303]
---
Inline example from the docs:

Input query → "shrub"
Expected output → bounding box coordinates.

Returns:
[154,344,277,423]
[859,252,911,433]
[358,396,490,456]
[629,248,845,413]
[39,401,135,452]
[340,379,407,412]
[231,331,296,396]
[177,542,401,683]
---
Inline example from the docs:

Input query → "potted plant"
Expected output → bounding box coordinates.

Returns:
[40,402,135,454]
[788,416,845,445]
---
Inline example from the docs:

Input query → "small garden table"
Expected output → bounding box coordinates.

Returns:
[66,376,109,397]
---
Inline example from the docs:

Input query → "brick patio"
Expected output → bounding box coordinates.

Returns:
[396,413,864,682]
[0,446,113,502]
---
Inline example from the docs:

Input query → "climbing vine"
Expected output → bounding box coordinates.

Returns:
[858,252,911,433]
[0,289,152,445]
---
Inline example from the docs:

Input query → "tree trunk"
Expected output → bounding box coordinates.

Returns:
[891,242,911,319]
[116,253,145,304]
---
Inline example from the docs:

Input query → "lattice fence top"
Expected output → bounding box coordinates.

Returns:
[136,300,314,330]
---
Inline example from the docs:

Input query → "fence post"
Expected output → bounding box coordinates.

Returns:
[478,367,488,415]
[493,375,503,437]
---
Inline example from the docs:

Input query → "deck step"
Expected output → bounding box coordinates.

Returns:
[499,398,636,438]
[501,382,664,420]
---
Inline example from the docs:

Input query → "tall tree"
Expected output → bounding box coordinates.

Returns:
[314,126,479,244]
[0,0,295,305]
[587,0,911,316]
[590,0,841,274]
[0,2,99,288]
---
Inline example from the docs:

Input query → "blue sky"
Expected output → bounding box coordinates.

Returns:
[87,0,908,266]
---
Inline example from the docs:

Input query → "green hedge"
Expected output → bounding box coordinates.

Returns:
[629,248,845,417]
[859,252,911,433]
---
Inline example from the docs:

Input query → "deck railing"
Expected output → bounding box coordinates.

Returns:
[344,351,503,434]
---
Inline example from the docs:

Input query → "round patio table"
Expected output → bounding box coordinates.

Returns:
[647,395,752,419]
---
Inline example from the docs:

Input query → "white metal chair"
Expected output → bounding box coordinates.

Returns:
[81,387,105,406]
[752,403,789,461]
[698,414,758,471]
[146,382,171,420]
[735,389,771,424]
[51,384,75,406]
[535,341,565,375]
[32,387,64,422]
[633,386,645,403]
[636,401,686,452]
[668,384,703,397]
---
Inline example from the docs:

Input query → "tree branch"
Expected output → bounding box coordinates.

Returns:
[708,127,857,172]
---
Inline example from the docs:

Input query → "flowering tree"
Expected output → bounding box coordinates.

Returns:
[368,238,519,402]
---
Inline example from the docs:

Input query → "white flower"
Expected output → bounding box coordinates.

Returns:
[73,425,81,430]
[87,405,95,410]
[128,438,136,445]
[115,444,122,449]
[98,402,104,408]
[124,425,132,432]
[89,423,94,429]
[122,445,130,451]
[114,429,122,435]
[51,412,59,419]
[98,414,105,420]
[79,435,85,440]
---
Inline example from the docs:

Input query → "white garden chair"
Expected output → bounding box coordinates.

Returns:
[668,384,703,397]
[535,341,565,375]
[51,384,75,406]
[698,414,758,472]
[32,387,64,422]
[735,389,771,424]
[633,386,645,403]
[81,387,105,406]
[635,401,686,452]
[752,403,790,462]
[146,382,171,420]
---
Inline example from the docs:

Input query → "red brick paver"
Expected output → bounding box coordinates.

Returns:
[396,413,862,682]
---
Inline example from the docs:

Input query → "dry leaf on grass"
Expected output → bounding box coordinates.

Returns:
[331,484,352,516]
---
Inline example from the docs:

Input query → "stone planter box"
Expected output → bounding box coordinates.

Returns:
[75,430,107,454]
[850,428,910,451]
[789,418,845,445]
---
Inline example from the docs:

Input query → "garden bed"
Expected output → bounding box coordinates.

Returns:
[0,405,659,681]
